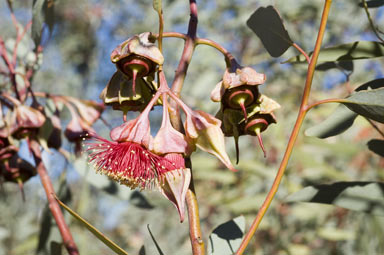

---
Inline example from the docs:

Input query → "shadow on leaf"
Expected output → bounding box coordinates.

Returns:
[286,182,384,216]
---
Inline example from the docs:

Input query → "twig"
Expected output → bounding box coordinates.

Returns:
[361,0,384,43]
[168,1,205,254]
[30,140,79,255]
[236,0,333,254]
[365,118,384,138]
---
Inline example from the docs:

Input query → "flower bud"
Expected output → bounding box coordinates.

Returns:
[111,32,164,95]
[100,71,155,114]
[10,105,45,139]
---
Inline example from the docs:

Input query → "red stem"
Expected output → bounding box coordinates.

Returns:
[167,1,205,255]
[30,141,79,255]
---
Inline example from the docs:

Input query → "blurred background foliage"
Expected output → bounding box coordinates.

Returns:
[1,0,384,254]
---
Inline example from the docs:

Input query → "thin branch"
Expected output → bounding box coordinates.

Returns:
[292,43,310,64]
[12,20,33,66]
[168,1,205,255]
[30,140,80,255]
[365,118,384,138]
[195,37,236,67]
[0,37,20,100]
[305,98,344,111]
[236,0,333,254]
[361,0,384,43]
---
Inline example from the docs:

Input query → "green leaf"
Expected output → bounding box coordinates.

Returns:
[340,87,384,123]
[305,104,358,138]
[367,139,384,157]
[32,0,55,46]
[285,41,384,63]
[152,0,162,14]
[286,182,384,216]
[55,196,129,255]
[247,6,292,57]
[208,216,245,255]
[147,225,165,255]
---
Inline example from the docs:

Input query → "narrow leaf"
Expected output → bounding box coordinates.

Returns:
[358,0,384,8]
[286,182,384,216]
[147,225,165,255]
[367,139,384,157]
[285,41,384,63]
[340,87,384,123]
[32,0,55,46]
[247,6,293,57]
[153,0,162,14]
[55,196,129,255]
[305,104,358,138]
[208,216,245,255]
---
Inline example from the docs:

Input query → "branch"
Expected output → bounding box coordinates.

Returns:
[168,1,205,254]
[236,0,333,254]
[30,140,79,255]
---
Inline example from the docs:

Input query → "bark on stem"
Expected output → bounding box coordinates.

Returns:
[30,141,79,255]
[168,1,205,254]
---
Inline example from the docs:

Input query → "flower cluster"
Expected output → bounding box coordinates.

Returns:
[86,33,236,221]
[211,60,280,161]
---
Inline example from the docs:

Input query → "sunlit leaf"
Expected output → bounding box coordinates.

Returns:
[32,0,55,46]
[305,104,358,138]
[285,41,384,63]
[247,6,292,57]
[367,139,384,157]
[341,87,384,123]
[286,182,384,216]
[208,216,245,255]
[318,228,355,241]
[55,196,129,255]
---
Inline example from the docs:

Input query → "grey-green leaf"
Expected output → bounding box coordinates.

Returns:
[341,87,384,123]
[305,104,358,138]
[153,0,162,14]
[247,6,293,57]
[208,216,245,255]
[285,41,384,63]
[286,182,384,216]
[32,0,55,46]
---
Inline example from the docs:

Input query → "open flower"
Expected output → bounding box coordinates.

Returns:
[86,69,238,221]
[86,133,190,221]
